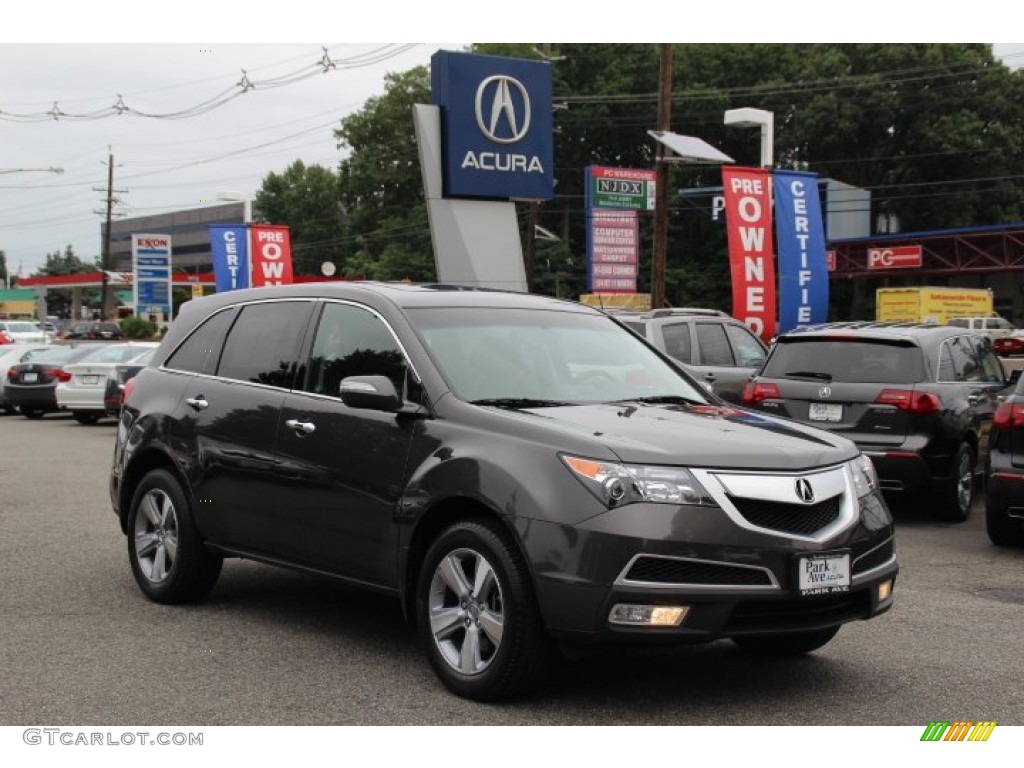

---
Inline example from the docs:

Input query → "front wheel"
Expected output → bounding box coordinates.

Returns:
[127,469,222,604]
[21,408,44,419]
[73,411,102,425]
[416,519,549,701]
[934,443,975,523]
[731,626,840,656]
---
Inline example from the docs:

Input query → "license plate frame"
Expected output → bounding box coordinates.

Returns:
[809,402,843,422]
[82,375,99,385]
[22,372,38,383]
[796,551,851,596]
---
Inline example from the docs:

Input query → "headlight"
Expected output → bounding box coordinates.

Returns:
[849,454,879,498]
[562,455,716,508]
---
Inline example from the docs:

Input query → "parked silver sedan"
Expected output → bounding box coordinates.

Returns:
[55,342,159,424]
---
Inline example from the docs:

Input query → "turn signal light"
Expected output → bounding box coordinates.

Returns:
[994,402,1024,429]
[875,389,942,413]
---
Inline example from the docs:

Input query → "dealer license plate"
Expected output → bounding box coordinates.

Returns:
[82,375,99,385]
[22,372,38,383]
[798,552,851,596]
[809,402,842,422]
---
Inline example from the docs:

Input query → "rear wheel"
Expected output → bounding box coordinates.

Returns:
[934,443,974,523]
[127,469,222,604]
[986,502,1024,547]
[416,519,549,701]
[731,626,840,656]
[73,411,102,425]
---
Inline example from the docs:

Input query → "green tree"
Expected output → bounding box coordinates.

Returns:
[334,66,436,282]
[255,160,346,277]
[33,244,94,318]
[0,250,7,287]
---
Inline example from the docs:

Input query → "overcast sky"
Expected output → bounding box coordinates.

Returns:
[2,7,1021,277]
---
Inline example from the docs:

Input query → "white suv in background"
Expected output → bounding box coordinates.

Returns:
[947,316,1015,340]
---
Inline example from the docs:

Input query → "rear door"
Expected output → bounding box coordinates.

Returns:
[691,321,767,404]
[755,336,925,446]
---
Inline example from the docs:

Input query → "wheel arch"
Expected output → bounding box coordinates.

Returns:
[118,448,191,534]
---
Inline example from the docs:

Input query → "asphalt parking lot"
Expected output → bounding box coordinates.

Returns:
[1,410,1023,726]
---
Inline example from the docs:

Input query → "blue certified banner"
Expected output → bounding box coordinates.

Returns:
[210,225,249,292]
[431,50,553,201]
[773,171,829,332]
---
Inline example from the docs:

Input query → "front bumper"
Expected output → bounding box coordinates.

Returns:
[520,490,897,641]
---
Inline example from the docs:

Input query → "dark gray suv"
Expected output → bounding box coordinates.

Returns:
[111,284,897,700]
[610,308,768,404]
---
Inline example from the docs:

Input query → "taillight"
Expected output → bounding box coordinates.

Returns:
[51,368,72,383]
[742,382,780,404]
[5,368,16,380]
[994,402,1024,429]
[122,377,137,405]
[875,389,942,413]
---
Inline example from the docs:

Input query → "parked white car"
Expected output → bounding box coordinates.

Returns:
[0,343,55,413]
[0,320,50,343]
[55,342,158,424]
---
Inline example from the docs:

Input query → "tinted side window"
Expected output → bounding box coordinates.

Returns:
[943,336,982,383]
[303,302,407,397]
[660,323,692,363]
[695,323,735,366]
[217,302,311,388]
[725,323,767,368]
[948,318,968,328]
[164,308,236,375]
[973,337,1005,383]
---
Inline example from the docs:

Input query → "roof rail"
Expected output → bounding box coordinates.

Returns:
[646,307,730,318]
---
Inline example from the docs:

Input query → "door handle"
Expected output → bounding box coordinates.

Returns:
[185,396,209,411]
[285,418,316,435]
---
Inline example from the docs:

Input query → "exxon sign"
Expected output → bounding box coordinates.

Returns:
[431,51,554,201]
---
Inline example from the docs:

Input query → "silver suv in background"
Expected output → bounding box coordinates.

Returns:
[610,308,768,404]
[948,316,1014,340]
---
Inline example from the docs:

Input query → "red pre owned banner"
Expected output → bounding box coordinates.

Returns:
[250,225,294,287]
[722,166,776,341]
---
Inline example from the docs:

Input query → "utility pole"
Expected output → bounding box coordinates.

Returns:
[94,150,126,319]
[651,44,673,309]
[525,43,555,293]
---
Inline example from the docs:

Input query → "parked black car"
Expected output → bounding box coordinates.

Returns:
[64,321,124,340]
[609,308,768,404]
[4,345,105,418]
[984,376,1024,547]
[111,284,897,701]
[742,322,1014,522]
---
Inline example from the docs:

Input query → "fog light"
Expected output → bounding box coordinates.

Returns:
[609,604,689,627]
[878,580,893,601]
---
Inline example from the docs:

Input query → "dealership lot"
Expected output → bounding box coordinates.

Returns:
[1,412,1023,725]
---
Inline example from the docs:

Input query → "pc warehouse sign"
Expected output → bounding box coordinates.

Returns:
[131,234,172,316]
[431,51,554,201]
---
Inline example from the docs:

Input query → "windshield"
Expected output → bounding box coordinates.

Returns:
[8,322,39,333]
[407,307,710,405]
[75,345,156,364]
[21,346,82,364]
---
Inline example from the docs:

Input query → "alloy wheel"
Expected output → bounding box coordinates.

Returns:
[133,488,179,583]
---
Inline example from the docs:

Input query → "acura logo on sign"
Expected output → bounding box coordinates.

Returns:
[819,386,832,399]
[475,75,531,144]
[795,478,815,504]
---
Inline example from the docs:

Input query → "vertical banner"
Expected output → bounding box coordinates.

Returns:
[209,225,250,292]
[774,170,829,332]
[131,234,172,317]
[250,225,294,287]
[587,210,639,293]
[722,167,776,342]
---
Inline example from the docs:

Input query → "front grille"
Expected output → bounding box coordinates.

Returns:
[725,590,873,633]
[853,538,895,574]
[728,494,842,535]
[624,556,773,586]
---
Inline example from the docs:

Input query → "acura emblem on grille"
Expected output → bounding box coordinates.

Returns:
[818,386,831,398]
[795,478,815,503]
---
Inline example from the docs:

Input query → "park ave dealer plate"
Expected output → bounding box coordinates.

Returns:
[809,402,842,422]
[797,551,851,596]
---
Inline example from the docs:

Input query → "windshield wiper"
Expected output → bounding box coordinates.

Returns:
[470,398,572,409]
[783,370,833,381]
[613,395,706,406]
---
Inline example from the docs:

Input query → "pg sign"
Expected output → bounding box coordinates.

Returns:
[867,245,923,269]
[431,51,554,201]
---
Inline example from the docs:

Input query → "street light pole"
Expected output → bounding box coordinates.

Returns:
[724,108,775,168]
[651,44,673,310]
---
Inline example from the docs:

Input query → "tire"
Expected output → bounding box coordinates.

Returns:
[2,403,15,415]
[73,411,102,425]
[731,625,840,656]
[21,408,44,419]
[986,502,1024,547]
[934,443,975,523]
[127,469,222,604]
[416,519,548,701]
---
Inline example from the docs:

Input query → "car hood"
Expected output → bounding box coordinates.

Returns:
[511,401,858,469]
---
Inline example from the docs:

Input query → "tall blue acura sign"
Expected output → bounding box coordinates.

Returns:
[431,51,554,201]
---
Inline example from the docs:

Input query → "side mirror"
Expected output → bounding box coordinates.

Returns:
[339,375,403,412]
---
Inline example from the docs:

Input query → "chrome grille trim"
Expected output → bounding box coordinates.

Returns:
[614,554,780,592]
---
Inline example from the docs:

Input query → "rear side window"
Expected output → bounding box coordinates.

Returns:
[694,322,734,366]
[660,323,693,363]
[165,308,237,375]
[725,323,767,368]
[939,336,982,383]
[763,339,925,383]
[217,302,312,388]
